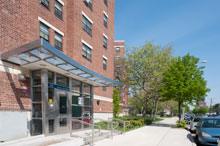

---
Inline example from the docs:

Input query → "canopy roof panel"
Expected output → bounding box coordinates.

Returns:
[0,39,123,87]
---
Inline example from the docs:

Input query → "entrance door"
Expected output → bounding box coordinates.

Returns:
[56,90,71,134]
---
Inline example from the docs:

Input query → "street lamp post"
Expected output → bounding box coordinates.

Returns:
[209,98,213,114]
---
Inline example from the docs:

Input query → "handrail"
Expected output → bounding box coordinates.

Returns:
[94,118,119,139]
[70,118,101,145]
[108,117,130,134]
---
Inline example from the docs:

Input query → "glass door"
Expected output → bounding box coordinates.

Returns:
[56,91,70,134]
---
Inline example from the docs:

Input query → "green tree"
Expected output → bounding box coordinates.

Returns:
[160,53,210,122]
[192,108,199,114]
[113,88,120,118]
[193,107,209,115]
[212,104,220,113]
[126,41,173,117]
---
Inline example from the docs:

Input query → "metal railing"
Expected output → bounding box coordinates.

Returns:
[108,118,130,134]
[70,118,101,145]
[70,118,129,145]
[93,118,119,139]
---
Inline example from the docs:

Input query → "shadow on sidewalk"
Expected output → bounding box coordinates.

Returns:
[150,123,176,127]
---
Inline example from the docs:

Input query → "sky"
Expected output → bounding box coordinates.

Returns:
[115,0,220,106]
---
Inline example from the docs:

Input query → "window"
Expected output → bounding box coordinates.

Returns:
[56,74,68,87]
[48,120,54,133]
[104,0,108,6]
[40,0,49,9]
[72,79,81,93]
[115,66,120,72]
[59,118,67,126]
[116,47,120,52]
[32,70,41,85]
[54,32,63,50]
[55,0,63,20]
[82,15,92,36]
[82,43,92,60]
[104,13,108,28]
[48,71,54,83]
[59,95,67,114]
[103,35,108,49]
[102,86,106,91]
[84,0,92,10]
[115,56,120,62]
[40,23,49,42]
[103,58,107,70]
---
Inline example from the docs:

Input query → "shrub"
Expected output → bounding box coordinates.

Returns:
[113,88,120,118]
[127,119,144,129]
[176,120,187,128]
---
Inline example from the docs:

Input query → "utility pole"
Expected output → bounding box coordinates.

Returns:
[209,98,212,114]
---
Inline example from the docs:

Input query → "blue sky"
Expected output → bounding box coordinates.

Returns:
[115,0,220,106]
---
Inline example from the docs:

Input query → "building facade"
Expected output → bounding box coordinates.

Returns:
[0,0,126,141]
[114,40,129,115]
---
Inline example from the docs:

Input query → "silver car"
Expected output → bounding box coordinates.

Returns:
[190,117,201,133]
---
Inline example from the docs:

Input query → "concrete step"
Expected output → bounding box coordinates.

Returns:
[84,131,112,145]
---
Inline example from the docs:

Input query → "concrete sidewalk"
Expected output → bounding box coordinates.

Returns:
[94,117,197,146]
[0,117,196,146]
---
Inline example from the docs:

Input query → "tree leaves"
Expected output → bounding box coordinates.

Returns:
[160,53,210,121]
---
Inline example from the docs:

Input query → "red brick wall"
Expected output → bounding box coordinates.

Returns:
[0,71,31,110]
[0,0,66,54]
[65,0,115,105]
[114,41,129,107]
[0,0,116,112]
[93,99,113,113]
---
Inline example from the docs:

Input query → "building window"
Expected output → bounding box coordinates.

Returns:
[55,0,63,20]
[102,86,106,91]
[84,0,92,10]
[40,23,49,42]
[115,56,120,62]
[103,58,107,70]
[104,0,108,6]
[116,47,120,52]
[40,0,49,9]
[103,35,107,49]
[54,32,63,50]
[82,43,92,60]
[104,13,108,28]
[115,66,120,72]
[56,74,68,87]
[82,15,92,36]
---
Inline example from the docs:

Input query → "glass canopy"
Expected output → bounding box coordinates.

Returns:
[0,39,123,87]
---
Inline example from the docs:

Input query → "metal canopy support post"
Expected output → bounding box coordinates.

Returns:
[41,69,48,136]
[69,77,72,134]
[90,86,94,124]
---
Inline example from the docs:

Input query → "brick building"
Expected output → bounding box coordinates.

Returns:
[0,0,127,141]
[114,40,129,115]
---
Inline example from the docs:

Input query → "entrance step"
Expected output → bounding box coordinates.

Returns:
[71,129,123,145]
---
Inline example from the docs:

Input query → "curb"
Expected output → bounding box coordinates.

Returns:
[185,130,197,146]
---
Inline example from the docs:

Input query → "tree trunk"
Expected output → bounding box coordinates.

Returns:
[142,98,148,118]
[178,98,182,122]
[151,98,155,118]
[153,99,159,121]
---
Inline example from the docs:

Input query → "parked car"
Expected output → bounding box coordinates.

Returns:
[196,117,220,146]
[185,114,194,124]
[190,117,201,133]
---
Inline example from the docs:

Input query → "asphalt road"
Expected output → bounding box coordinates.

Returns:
[190,133,203,146]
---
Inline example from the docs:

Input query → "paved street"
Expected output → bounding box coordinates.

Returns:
[95,117,197,146]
